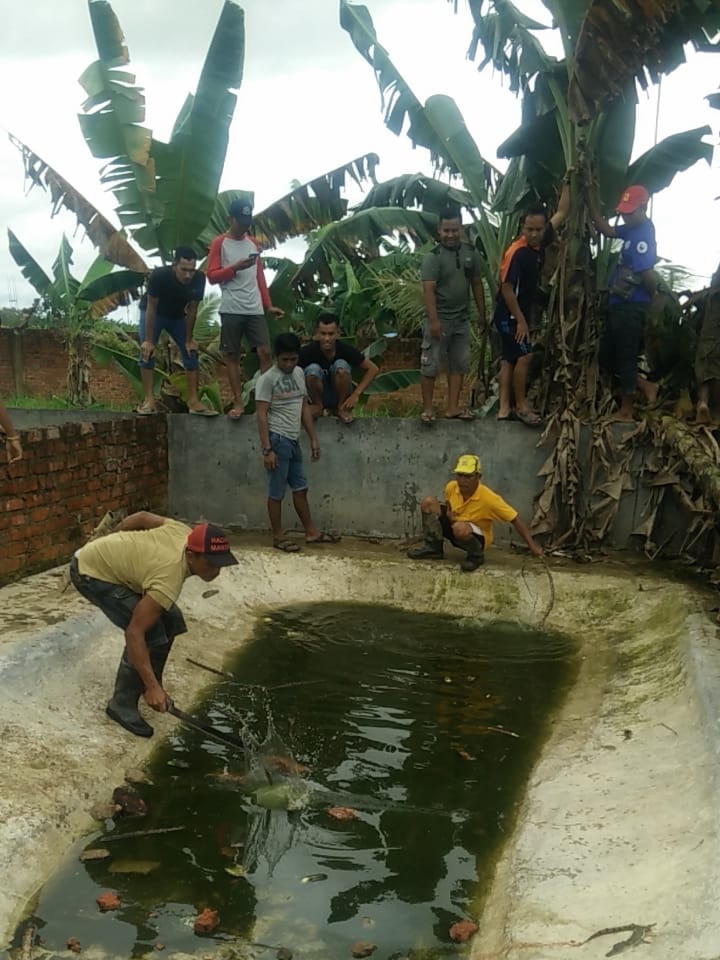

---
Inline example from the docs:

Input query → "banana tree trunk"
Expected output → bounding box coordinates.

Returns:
[66,335,92,406]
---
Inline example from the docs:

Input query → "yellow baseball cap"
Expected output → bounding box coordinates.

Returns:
[453,454,481,475]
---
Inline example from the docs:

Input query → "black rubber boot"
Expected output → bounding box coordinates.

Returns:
[459,539,485,572]
[407,512,444,560]
[106,654,153,738]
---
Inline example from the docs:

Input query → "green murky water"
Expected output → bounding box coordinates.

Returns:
[13,603,577,960]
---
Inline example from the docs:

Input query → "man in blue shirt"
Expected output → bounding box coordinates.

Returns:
[589,185,659,422]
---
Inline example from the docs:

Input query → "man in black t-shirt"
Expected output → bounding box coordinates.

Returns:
[136,246,217,417]
[298,313,378,424]
[493,177,570,427]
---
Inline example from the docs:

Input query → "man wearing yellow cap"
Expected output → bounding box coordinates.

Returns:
[407,454,543,570]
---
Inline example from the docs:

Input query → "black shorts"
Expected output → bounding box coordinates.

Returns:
[440,507,486,550]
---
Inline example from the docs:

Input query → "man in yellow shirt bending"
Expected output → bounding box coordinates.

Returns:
[70,512,238,737]
[407,454,543,571]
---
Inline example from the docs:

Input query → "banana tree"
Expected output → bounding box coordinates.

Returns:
[8,230,145,404]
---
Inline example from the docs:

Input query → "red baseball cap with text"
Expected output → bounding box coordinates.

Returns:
[186,523,238,567]
[615,185,649,214]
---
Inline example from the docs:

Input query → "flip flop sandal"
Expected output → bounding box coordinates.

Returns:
[305,532,341,545]
[189,407,219,417]
[273,539,301,553]
[445,410,475,421]
[135,404,157,416]
[420,412,435,425]
[497,411,517,422]
[227,408,244,421]
[337,411,355,425]
[515,409,542,427]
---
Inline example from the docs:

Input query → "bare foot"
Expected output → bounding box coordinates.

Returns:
[610,410,635,423]
[697,401,711,424]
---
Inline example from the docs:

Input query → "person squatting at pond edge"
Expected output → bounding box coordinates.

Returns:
[419,207,486,424]
[407,454,544,572]
[136,247,218,418]
[494,173,571,428]
[255,331,342,553]
[0,398,22,463]
[206,199,284,421]
[588,184,660,422]
[298,312,378,425]
[69,513,238,737]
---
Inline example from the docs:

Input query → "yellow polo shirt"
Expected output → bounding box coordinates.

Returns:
[444,480,517,548]
[77,519,191,610]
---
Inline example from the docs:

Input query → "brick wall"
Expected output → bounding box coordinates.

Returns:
[0,330,137,407]
[365,336,472,414]
[0,417,167,584]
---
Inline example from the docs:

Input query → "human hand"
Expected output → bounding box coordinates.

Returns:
[268,306,284,318]
[310,442,320,461]
[141,340,155,361]
[530,542,544,558]
[341,393,358,412]
[185,339,199,354]
[233,257,256,272]
[514,320,529,344]
[5,436,22,463]
[144,683,169,713]
[263,451,278,471]
[429,320,442,341]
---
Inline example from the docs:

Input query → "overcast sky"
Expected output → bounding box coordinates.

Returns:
[0,0,717,313]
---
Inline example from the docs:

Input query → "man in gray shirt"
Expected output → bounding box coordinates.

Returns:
[207,200,284,420]
[420,208,486,423]
[255,332,340,552]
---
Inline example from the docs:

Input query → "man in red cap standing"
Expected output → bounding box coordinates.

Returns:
[588,184,660,421]
[70,512,238,737]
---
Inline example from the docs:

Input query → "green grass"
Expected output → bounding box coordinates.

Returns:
[7,394,133,412]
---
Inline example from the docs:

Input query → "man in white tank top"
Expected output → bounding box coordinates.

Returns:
[207,200,284,420]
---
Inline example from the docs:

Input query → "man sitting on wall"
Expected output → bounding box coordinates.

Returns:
[298,312,378,424]
[70,513,238,737]
[407,454,544,571]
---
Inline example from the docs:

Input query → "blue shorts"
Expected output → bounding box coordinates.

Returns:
[69,556,187,649]
[495,318,532,365]
[304,359,352,408]
[138,308,199,371]
[267,431,308,501]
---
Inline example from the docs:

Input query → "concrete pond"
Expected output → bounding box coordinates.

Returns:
[1,538,719,960]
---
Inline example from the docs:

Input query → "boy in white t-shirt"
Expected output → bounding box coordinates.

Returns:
[207,200,284,420]
[255,332,340,553]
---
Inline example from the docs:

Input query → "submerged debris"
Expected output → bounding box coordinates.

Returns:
[79,848,110,863]
[66,939,81,954]
[449,920,479,942]
[327,806,359,821]
[193,908,220,935]
[111,786,147,818]
[96,892,121,912]
[89,800,121,821]
[224,864,246,877]
[351,942,376,958]
[108,860,161,875]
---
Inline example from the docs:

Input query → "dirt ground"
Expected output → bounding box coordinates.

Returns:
[1,539,719,959]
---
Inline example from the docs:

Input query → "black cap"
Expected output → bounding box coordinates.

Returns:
[228,199,253,224]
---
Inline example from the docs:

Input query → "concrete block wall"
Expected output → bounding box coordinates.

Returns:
[0,417,168,583]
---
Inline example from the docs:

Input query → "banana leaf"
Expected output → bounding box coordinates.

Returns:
[8,229,53,298]
[355,174,473,214]
[292,207,437,297]
[362,369,421,394]
[626,126,713,195]
[7,133,148,272]
[192,154,379,256]
[91,342,161,400]
[570,0,720,121]
[339,0,501,208]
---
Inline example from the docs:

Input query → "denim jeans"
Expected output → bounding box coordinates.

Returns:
[69,556,187,649]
